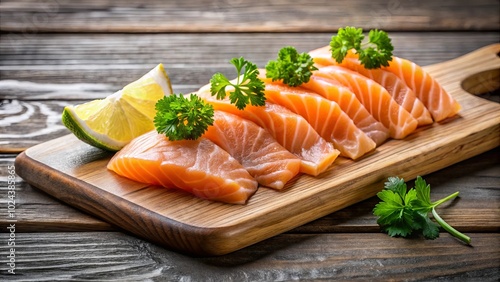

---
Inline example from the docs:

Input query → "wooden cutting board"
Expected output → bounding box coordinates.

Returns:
[15,44,500,256]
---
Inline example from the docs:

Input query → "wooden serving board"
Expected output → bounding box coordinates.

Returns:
[15,44,500,256]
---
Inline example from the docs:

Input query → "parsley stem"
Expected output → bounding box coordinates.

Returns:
[432,191,459,207]
[431,207,471,244]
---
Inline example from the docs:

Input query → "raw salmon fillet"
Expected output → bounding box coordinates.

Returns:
[302,74,390,146]
[382,56,461,121]
[197,88,339,175]
[310,47,433,126]
[314,66,418,139]
[310,46,460,122]
[340,57,433,126]
[204,111,301,190]
[262,81,376,160]
[107,130,258,204]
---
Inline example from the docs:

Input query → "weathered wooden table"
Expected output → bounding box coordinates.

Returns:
[1,1,499,280]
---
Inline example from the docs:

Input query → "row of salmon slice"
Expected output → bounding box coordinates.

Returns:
[107,47,461,204]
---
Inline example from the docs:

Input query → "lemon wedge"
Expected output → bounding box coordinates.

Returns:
[62,64,173,151]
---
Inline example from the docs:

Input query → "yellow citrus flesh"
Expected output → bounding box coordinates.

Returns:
[62,64,173,151]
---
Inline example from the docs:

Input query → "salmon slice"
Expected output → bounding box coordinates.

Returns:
[204,111,301,190]
[310,46,460,122]
[309,47,433,126]
[197,88,339,176]
[107,130,258,204]
[314,66,418,139]
[261,81,376,160]
[341,58,433,126]
[302,75,390,146]
[382,56,461,121]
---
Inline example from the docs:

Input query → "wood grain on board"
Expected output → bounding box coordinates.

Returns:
[14,45,500,255]
[1,147,498,233]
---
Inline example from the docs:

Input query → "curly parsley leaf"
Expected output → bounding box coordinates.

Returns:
[330,26,394,69]
[329,26,364,65]
[373,176,470,244]
[210,73,231,100]
[358,29,394,68]
[210,57,265,110]
[154,93,214,141]
[265,46,318,87]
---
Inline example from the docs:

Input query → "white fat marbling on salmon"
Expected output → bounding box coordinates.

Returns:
[107,131,258,204]
[382,57,461,121]
[197,88,339,176]
[204,111,301,190]
[263,82,376,160]
[315,66,418,139]
[302,75,390,146]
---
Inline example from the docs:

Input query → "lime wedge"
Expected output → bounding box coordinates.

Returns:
[62,64,173,151]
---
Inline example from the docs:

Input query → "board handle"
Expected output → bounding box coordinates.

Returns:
[424,44,500,96]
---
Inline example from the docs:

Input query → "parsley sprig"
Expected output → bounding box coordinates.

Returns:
[373,176,471,244]
[210,57,266,110]
[154,93,214,141]
[154,57,265,141]
[265,46,318,87]
[330,26,394,69]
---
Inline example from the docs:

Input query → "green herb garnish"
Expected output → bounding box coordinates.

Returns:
[330,26,394,69]
[210,57,265,110]
[373,176,471,244]
[154,93,214,140]
[265,46,318,87]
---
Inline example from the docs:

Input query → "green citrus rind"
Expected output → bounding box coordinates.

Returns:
[62,107,122,152]
[61,64,172,151]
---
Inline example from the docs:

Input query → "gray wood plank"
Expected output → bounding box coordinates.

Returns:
[1,32,498,100]
[0,100,73,152]
[0,232,498,280]
[0,155,114,231]
[0,0,498,33]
